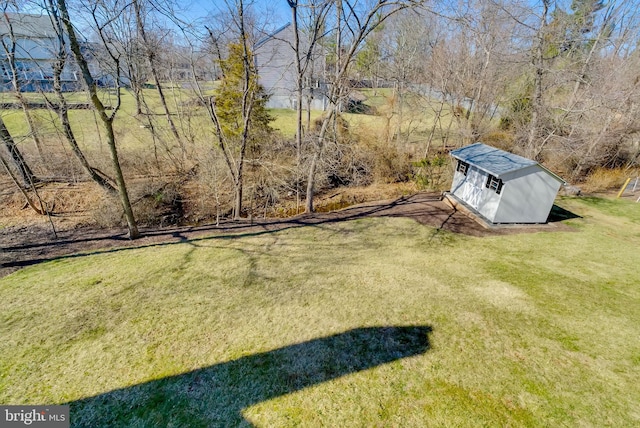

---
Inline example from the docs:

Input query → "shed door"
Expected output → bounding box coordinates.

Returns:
[463,168,485,209]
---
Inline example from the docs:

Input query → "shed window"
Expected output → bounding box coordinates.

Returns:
[486,174,503,194]
[456,160,469,176]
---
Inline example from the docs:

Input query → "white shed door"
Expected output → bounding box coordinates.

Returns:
[463,168,485,209]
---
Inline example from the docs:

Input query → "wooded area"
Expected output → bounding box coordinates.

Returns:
[1,0,639,236]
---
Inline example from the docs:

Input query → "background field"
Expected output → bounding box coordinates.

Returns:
[1,85,467,228]
[1,195,639,426]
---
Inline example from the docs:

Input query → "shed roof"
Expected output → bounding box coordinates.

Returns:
[450,143,543,178]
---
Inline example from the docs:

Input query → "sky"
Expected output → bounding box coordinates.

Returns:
[179,0,291,28]
[13,0,291,36]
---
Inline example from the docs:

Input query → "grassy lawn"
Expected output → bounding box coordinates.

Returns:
[1,87,456,149]
[269,108,325,137]
[1,196,639,426]
[0,88,214,153]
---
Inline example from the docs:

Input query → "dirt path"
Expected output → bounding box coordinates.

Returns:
[0,193,566,279]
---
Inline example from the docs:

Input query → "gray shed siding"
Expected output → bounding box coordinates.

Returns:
[492,165,562,223]
[450,143,564,224]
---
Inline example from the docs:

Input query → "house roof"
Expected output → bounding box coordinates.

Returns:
[255,23,291,49]
[0,13,56,38]
[450,143,564,182]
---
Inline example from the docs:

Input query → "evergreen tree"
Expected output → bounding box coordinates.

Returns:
[209,41,272,218]
[214,42,272,148]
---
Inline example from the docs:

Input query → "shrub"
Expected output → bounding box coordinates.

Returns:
[581,168,632,193]
[411,155,451,190]
[93,180,185,228]
[92,193,125,228]
[481,130,516,151]
[132,182,183,227]
[369,142,412,184]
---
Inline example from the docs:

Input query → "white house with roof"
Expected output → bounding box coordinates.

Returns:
[1,13,132,92]
[447,143,565,224]
[0,13,80,91]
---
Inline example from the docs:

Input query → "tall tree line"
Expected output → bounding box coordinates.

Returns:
[2,0,640,230]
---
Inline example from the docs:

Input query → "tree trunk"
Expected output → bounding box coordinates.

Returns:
[103,120,139,237]
[305,107,335,213]
[45,4,118,194]
[296,83,304,213]
[289,0,304,213]
[129,65,144,116]
[234,178,243,219]
[235,0,254,220]
[57,0,139,239]
[305,154,318,213]
[0,116,38,187]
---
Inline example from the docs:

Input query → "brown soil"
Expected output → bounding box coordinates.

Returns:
[0,192,570,279]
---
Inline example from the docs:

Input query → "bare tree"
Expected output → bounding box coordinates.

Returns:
[287,0,332,212]
[193,0,272,219]
[0,114,38,187]
[41,0,117,194]
[305,0,423,212]
[0,9,46,163]
[56,0,139,238]
[132,0,183,159]
[375,10,433,145]
[501,0,640,174]
[118,8,147,116]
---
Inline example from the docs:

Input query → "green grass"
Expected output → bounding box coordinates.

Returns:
[1,87,458,149]
[1,88,322,146]
[358,87,396,108]
[1,197,639,426]
[269,108,325,137]
[0,88,215,153]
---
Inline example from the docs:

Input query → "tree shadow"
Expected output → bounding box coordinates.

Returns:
[0,193,493,278]
[547,204,581,222]
[67,326,431,427]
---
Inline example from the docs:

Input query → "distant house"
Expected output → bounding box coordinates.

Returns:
[448,143,565,224]
[158,48,218,84]
[254,23,328,110]
[0,13,128,92]
[0,13,80,92]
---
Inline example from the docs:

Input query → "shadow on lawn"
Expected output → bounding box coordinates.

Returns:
[2,193,465,276]
[547,204,581,222]
[67,326,431,427]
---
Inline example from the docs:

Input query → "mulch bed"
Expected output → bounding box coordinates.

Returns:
[0,192,568,279]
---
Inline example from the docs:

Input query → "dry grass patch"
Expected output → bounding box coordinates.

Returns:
[581,167,631,193]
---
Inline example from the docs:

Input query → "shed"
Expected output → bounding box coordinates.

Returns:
[448,143,565,224]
